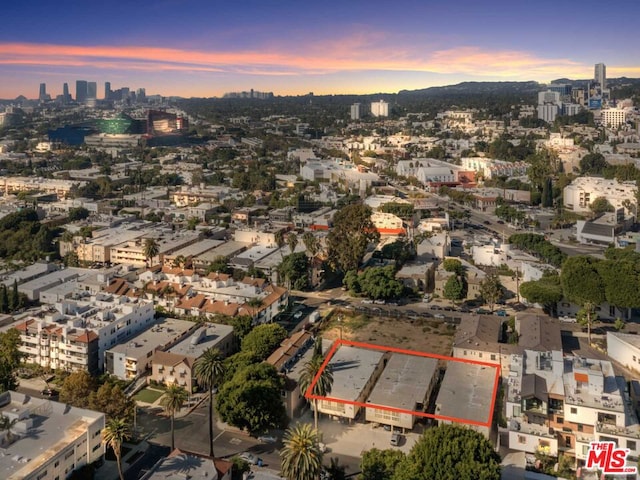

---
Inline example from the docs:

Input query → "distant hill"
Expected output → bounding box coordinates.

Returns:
[398,81,541,96]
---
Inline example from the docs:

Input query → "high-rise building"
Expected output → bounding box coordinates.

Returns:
[370,100,389,118]
[136,88,146,102]
[350,103,361,120]
[38,83,47,101]
[76,80,88,103]
[105,81,111,100]
[87,82,97,100]
[62,82,70,103]
[594,63,606,89]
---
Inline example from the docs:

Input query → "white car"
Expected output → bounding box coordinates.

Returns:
[258,435,276,444]
[239,452,262,465]
[559,316,577,323]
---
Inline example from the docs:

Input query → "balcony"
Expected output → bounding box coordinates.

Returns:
[21,335,38,345]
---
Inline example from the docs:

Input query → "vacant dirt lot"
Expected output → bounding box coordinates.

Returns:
[320,309,455,357]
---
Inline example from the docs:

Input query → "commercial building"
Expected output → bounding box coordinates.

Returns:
[595,63,607,89]
[0,391,104,480]
[601,108,627,128]
[105,317,197,380]
[563,177,637,214]
[1,176,86,200]
[370,100,389,118]
[365,353,439,430]
[317,345,385,421]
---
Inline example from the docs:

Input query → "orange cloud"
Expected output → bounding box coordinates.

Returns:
[0,40,615,80]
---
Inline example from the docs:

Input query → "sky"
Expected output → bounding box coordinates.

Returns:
[1,0,640,99]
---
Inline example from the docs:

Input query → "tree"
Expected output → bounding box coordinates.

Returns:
[589,196,614,215]
[59,370,96,408]
[442,258,464,275]
[580,153,607,175]
[325,457,347,480]
[102,418,131,480]
[560,256,605,345]
[143,238,160,267]
[161,384,188,450]
[479,273,502,312]
[278,252,310,290]
[299,355,333,431]
[443,275,466,306]
[614,318,626,331]
[0,285,7,314]
[360,448,406,480]
[193,347,224,457]
[216,363,287,435]
[519,273,563,312]
[302,232,319,258]
[0,414,18,447]
[241,323,287,361]
[9,280,20,312]
[327,204,379,274]
[392,424,501,480]
[280,423,323,480]
[89,382,135,422]
[286,232,298,254]
[349,266,404,300]
[68,207,90,222]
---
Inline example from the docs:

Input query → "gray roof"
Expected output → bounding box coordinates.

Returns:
[367,353,438,411]
[327,346,384,401]
[435,360,496,425]
[521,374,548,402]
[581,222,614,237]
[167,323,234,358]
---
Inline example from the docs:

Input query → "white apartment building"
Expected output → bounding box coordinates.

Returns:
[370,100,389,118]
[606,331,640,374]
[563,177,637,213]
[537,104,560,123]
[16,292,155,373]
[350,103,361,120]
[505,350,640,467]
[460,157,528,180]
[0,391,105,480]
[601,108,627,128]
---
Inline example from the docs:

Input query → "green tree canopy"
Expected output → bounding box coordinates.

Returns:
[579,153,608,175]
[59,370,96,408]
[589,196,614,215]
[360,448,406,480]
[519,273,563,310]
[241,323,287,361]
[442,258,464,275]
[443,275,467,305]
[479,273,503,312]
[346,266,404,300]
[216,363,287,435]
[327,204,379,274]
[392,424,501,480]
[278,252,310,290]
[280,423,323,480]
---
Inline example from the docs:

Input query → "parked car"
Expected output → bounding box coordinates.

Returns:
[373,299,386,305]
[476,308,491,315]
[361,299,374,304]
[559,315,577,323]
[433,314,445,320]
[483,220,491,225]
[293,311,303,319]
[390,433,402,446]
[495,309,508,317]
[239,452,262,465]
[258,435,277,444]
[41,388,59,398]
[497,220,505,224]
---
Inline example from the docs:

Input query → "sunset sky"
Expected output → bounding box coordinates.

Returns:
[1,0,639,99]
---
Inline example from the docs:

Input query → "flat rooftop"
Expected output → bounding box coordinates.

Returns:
[195,240,250,262]
[327,345,384,402]
[107,317,196,361]
[435,360,497,426]
[165,239,224,258]
[367,353,438,411]
[167,323,234,358]
[0,391,103,480]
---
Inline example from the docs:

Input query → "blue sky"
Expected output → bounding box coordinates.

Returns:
[1,0,638,98]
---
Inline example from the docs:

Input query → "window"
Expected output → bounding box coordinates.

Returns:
[557,417,563,424]
[491,354,496,361]
[628,440,637,451]
[634,356,637,362]
[571,407,577,414]
[578,424,583,432]
[37,472,47,480]
[93,444,102,452]
[513,405,521,417]
[518,435,526,444]
[65,450,74,460]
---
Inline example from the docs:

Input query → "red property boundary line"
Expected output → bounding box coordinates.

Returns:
[304,339,501,428]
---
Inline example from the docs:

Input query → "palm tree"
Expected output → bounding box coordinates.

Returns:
[275,230,285,260]
[280,423,323,480]
[302,232,319,258]
[298,355,333,431]
[161,384,188,450]
[193,347,224,458]
[102,417,131,480]
[286,232,298,254]
[143,238,160,267]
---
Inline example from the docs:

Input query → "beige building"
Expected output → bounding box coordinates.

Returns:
[0,391,104,480]
[1,176,86,200]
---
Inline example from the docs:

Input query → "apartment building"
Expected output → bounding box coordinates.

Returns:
[105,317,197,380]
[317,345,385,421]
[0,176,86,200]
[366,354,439,430]
[563,177,637,214]
[461,157,528,180]
[16,293,155,373]
[601,108,627,128]
[0,391,104,480]
[505,349,640,467]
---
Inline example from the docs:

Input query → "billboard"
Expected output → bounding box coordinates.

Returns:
[589,97,602,109]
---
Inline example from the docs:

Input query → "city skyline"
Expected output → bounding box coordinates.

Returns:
[1,0,640,99]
